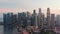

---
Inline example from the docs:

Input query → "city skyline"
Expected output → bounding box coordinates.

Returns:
[0,8,59,22]
[2,8,57,34]
[0,0,60,34]
[0,7,59,34]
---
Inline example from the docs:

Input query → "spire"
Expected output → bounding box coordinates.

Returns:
[39,8,41,14]
[33,9,36,14]
[47,8,50,14]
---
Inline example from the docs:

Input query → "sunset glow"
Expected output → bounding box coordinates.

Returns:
[0,0,60,15]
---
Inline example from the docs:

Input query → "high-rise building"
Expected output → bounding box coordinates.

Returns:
[43,17,47,28]
[31,9,38,28]
[37,8,42,29]
[13,14,18,34]
[18,13,23,26]
[13,14,17,26]
[3,13,7,34]
[46,8,50,28]
[26,12,31,27]
[17,13,23,33]
[17,12,27,33]
[3,13,14,34]
[39,8,42,15]
[41,13,45,28]
[22,12,27,28]
[50,14,55,29]
[56,15,60,26]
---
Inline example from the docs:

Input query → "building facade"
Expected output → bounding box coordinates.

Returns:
[50,14,55,29]
[46,8,51,28]
[3,13,14,34]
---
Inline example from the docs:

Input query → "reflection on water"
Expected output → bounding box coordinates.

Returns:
[0,25,3,34]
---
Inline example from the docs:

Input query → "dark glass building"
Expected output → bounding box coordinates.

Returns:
[3,13,14,34]
[18,13,23,26]
[18,12,27,28]
[50,14,55,29]
[46,8,50,28]
[31,9,37,26]
[26,12,31,26]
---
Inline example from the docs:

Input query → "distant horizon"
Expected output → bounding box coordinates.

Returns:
[0,8,60,15]
[0,0,60,22]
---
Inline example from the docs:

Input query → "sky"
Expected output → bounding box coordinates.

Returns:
[0,0,60,14]
[0,0,60,21]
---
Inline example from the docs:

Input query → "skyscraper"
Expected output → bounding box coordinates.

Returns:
[41,13,45,28]
[17,13,23,33]
[50,14,55,29]
[56,15,60,26]
[13,14,17,26]
[31,9,38,28]
[37,8,42,29]
[3,13,14,34]
[26,12,31,27]
[22,12,27,28]
[3,13,7,34]
[13,14,18,34]
[18,13,23,26]
[18,12,27,29]
[39,8,42,15]
[46,8,50,28]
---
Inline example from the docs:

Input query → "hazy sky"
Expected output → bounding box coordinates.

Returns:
[0,0,60,15]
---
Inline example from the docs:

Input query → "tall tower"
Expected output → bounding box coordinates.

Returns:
[51,14,55,29]
[3,13,14,34]
[3,13,7,34]
[31,9,38,28]
[26,12,31,27]
[56,15,60,26]
[33,9,37,26]
[38,8,42,29]
[46,8,50,28]
[39,8,42,15]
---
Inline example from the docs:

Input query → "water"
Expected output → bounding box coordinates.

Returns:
[0,25,3,34]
